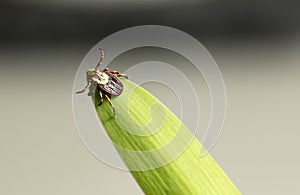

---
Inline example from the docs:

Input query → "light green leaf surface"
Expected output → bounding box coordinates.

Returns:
[94,78,240,195]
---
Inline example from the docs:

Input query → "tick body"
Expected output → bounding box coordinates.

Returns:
[76,48,128,116]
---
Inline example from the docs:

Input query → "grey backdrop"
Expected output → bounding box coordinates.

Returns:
[1,1,300,194]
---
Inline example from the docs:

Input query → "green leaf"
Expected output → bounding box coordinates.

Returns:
[94,78,240,195]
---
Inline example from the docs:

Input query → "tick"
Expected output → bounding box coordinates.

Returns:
[76,48,128,115]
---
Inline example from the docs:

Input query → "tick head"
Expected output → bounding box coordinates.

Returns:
[86,69,97,79]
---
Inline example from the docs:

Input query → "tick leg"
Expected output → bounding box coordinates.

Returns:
[103,67,109,72]
[105,94,115,116]
[76,80,91,94]
[95,48,104,70]
[110,70,120,74]
[116,73,129,79]
[98,90,104,106]
[109,71,129,79]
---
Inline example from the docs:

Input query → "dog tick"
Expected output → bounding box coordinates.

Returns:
[76,48,128,116]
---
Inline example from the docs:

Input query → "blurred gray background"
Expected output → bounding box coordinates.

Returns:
[0,0,300,194]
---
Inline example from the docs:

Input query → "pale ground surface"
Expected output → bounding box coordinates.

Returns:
[0,37,299,194]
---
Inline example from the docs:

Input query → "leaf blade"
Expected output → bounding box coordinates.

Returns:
[95,78,240,195]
